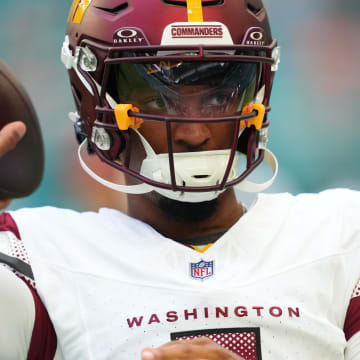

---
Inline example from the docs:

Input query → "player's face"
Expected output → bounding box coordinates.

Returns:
[123,85,236,223]
[112,60,256,155]
[137,84,236,155]
[114,60,254,220]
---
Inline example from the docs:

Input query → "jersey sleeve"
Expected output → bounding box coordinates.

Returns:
[344,280,360,342]
[0,266,35,360]
[0,211,58,360]
[345,279,360,359]
[340,190,360,355]
[345,332,360,360]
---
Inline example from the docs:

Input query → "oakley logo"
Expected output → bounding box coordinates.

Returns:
[117,29,138,38]
[243,28,266,46]
[250,31,263,41]
[113,28,148,46]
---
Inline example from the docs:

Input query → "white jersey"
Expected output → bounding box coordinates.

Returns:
[2,189,360,359]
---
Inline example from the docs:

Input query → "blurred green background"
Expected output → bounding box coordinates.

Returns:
[1,0,359,211]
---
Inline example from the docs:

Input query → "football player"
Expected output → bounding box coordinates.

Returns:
[1,0,360,359]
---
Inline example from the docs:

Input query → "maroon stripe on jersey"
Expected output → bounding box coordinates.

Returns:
[344,296,360,341]
[22,278,57,359]
[0,213,57,358]
[0,212,21,239]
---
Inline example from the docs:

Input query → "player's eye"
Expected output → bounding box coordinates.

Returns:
[141,96,167,112]
[204,93,229,107]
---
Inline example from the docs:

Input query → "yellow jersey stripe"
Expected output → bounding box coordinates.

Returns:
[190,243,213,253]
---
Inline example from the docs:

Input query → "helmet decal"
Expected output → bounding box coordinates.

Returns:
[67,0,79,23]
[186,0,204,22]
[242,27,267,46]
[68,0,92,24]
[160,22,234,46]
[113,28,150,46]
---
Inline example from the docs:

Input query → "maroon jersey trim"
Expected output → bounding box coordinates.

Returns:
[344,296,360,341]
[0,212,58,359]
[23,279,57,360]
[0,211,21,239]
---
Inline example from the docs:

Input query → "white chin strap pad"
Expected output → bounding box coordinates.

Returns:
[78,139,152,194]
[135,129,237,202]
[234,148,278,193]
[78,136,278,202]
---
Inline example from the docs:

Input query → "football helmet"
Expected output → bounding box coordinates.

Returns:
[62,0,280,202]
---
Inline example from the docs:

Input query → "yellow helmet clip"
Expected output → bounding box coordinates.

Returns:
[114,104,143,131]
[240,103,266,130]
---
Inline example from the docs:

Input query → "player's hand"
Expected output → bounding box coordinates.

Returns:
[141,337,245,360]
[0,122,26,209]
[0,121,26,157]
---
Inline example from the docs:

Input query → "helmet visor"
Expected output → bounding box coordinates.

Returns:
[109,59,257,117]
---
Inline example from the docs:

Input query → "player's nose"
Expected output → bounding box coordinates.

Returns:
[172,122,211,152]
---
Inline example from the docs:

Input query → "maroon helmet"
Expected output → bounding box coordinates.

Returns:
[62,0,279,202]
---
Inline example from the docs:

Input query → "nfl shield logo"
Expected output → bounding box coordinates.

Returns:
[190,260,214,280]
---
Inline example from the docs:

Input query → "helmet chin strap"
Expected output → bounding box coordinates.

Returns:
[78,129,278,202]
[135,129,237,202]
[78,139,153,194]
[234,148,278,192]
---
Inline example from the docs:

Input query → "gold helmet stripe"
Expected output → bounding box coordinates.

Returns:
[67,0,80,23]
[68,0,92,24]
[186,0,204,22]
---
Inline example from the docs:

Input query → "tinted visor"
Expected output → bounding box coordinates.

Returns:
[108,59,258,117]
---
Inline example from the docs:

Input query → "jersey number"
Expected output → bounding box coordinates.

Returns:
[171,327,262,360]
